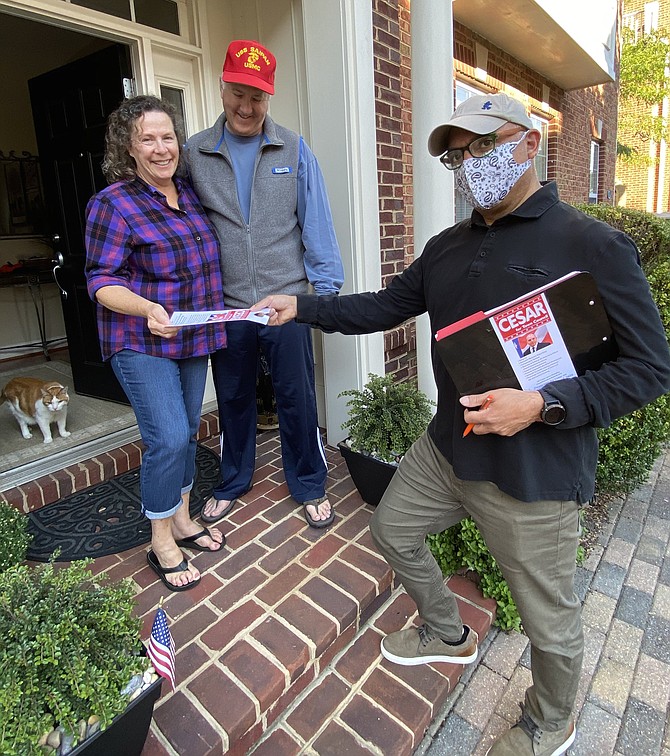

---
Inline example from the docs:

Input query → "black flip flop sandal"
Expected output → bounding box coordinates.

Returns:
[200,497,238,524]
[146,549,201,592]
[303,496,335,529]
[175,527,226,552]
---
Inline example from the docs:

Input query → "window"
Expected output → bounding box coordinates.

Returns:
[530,114,548,182]
[589,141,601,203]
[644,1,659,33]
[70,0,180,35]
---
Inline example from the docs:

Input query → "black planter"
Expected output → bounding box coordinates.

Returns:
[70,676,162,756]
[338,441,397,507]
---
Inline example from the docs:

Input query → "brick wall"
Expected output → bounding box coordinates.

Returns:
[369,8,620,380]
[454,22,619,206]
[373,0,416,382]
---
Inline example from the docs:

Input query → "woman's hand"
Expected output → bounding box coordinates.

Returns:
[146,302,180,339]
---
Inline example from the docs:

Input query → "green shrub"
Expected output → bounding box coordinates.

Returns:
[0,502,31,572]
[0,560,147,755]
[340,373,434,463]
[428,204,670,630]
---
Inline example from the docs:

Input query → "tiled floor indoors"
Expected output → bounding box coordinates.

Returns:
[3,413,497,756]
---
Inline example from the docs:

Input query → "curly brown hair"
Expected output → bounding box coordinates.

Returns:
[101,95,185,183]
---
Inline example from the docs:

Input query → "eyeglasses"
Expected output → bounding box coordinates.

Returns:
[439,133,499,170]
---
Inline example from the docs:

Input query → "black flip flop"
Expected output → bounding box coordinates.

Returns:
[303,497,335,529]
[175,526,226,552]
[146,549,201,592]
[200,497,238,524]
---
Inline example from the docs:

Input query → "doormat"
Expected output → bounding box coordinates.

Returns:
[26,444,220,562]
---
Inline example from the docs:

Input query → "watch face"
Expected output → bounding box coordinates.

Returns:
[543,404,566,425]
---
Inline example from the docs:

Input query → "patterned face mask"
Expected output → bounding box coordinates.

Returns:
[454,131,530,210]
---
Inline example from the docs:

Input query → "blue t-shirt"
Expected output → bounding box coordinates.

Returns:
[223,129,261,224]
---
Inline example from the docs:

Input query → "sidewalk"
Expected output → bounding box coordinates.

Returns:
[417,447,670,756]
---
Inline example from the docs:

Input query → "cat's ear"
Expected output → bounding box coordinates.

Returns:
[41,387,49,397]
[63,387,69,393]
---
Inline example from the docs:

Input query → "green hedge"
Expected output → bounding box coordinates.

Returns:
[428,204,670,630]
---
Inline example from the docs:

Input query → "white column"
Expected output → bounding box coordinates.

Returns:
[301,0,384,445]
[411,3,455,401]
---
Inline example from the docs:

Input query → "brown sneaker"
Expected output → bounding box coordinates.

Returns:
[380,624,478,666]
[486,706,575,756]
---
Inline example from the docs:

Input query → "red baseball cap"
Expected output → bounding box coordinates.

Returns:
[222,39,276,95]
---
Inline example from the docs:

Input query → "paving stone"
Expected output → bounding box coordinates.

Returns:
[481,629,529,678]
[613,517,644,545]
[631,653,670,713]
[661,558,670,587]
[604,538,636,569]
[583,542,605,572]
[626,559,661,594]
[644,515,670,545]
[426,713,482,755]
[602,618,644,667]
[571,701,620,756]
[453,665,507,729]
[648,495,670,519]
[641,614,670,664]
[589,657,634,717]
[519,641,531,668]
[617,697,666,755]
[651,583,670,620]
[615,586,654,630]
[637,535,666,567]
[624,498,650,523]
[581,625,606,675]
[494,665,532,724]
[582,590,617,633]
[574,566,594,602]
[591,561,627,599]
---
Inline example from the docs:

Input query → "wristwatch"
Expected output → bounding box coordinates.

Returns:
[539,391,566,426]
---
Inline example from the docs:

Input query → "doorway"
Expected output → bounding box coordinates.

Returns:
[0,14,138,489]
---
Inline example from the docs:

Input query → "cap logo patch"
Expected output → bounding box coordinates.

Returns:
[482,101,493,110]
[234,45,272,72]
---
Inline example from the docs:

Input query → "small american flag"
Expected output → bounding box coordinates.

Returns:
[147,606,176,690]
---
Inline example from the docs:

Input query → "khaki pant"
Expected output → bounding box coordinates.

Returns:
[369,431,583,730]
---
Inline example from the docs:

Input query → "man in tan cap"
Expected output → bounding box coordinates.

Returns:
[184,40,343,530]
[255,92,670,755]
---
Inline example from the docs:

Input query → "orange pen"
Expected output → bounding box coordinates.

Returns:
[462,395,494,437]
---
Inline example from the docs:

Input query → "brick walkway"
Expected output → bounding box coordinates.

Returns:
[9,416,668,754]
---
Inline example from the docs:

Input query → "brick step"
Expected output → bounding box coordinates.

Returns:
[247,576,497,755]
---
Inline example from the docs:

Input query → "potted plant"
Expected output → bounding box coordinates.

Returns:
[0,558,162,756]
[338,373,434,506]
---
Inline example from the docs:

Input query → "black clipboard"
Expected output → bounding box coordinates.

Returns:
[434,271,618,395]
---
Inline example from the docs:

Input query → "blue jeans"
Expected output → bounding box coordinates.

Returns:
[111,350,208,519]
[210,320,327,503]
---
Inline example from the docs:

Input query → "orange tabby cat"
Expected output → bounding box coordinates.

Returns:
[1,377,71,444]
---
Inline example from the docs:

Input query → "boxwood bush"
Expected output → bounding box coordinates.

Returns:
[0,501,31,572]
[428,205,670,630]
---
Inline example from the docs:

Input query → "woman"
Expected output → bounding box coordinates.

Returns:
[85,95,226,592]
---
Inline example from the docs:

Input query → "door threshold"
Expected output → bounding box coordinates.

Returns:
[0,424,141,492]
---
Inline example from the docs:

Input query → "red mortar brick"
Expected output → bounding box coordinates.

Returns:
[300,533,347,569]
[252,728,303,756]
[224,518,271,549]
[317,622,358,672]
[188,666,256,744]
[173,641,212,681]
[209,566,267,612]
[201,600,265,651]
[152,690,221,756]
[335,626,384,684]
[300,576,358,629]
[321,559,377,608]
[380,656,454,712]
[220,640,286,714]
[313,720,376,755]
[215,542,269,580]
[170,605,218,647]
[275,594,338,656]
[251,616,310,682]
[259,515,305,548]
[334,509,372,540]
[374,591,418,634]
[340,694,414,754]
[256,563,310,607]
[286,672,351,739]
[265,666,316,728]
[259,535,308,573]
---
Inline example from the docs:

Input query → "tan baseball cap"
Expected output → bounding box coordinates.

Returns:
[428,93,533,156]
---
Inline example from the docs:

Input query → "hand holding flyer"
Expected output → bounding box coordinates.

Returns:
[169,307,272,326]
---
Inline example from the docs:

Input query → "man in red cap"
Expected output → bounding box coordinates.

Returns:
[184,40,344,530]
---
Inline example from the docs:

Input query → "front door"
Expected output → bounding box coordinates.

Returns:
[29,44,132,403]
